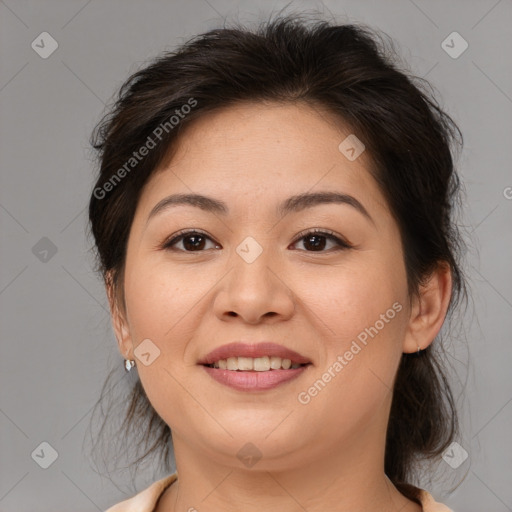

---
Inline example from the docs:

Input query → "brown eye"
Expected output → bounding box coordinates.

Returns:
[162,228,351,253]
[163,230,220,252]
[290,229,352,252]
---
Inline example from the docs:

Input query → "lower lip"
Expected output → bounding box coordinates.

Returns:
[201,365,310,391]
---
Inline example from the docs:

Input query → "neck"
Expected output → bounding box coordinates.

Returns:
[155,420,421,512]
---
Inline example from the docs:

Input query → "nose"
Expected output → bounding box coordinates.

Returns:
[213,243,295,325]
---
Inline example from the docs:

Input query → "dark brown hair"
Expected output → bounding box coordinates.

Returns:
[86,14,466,499]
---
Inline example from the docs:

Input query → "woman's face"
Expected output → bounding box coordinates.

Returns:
[112,101,418,470]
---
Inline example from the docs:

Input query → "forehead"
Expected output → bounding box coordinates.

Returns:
[138,101,387,219]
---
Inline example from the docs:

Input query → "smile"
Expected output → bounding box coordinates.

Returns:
[204,356,307,371]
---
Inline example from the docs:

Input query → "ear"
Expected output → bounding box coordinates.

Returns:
[402,262,452,353]
[105,270,133,359]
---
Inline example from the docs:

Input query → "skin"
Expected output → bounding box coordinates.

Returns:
[108,101,452,512]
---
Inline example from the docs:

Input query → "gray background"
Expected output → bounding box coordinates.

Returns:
[1,0,511,510]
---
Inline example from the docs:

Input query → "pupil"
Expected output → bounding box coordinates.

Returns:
[305,235,326,251]
[183,234,327,251]
[184,235,205,251]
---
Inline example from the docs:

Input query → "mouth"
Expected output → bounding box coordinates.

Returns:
[197,341,312,368]
[203,356,311,371]
[197,342,312,391]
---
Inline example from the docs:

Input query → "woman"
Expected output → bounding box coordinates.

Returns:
[88,14,465,512]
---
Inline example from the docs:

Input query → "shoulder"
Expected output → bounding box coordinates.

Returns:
[418,488,455,512]
[104,474,454,512]
[104,472,178,512]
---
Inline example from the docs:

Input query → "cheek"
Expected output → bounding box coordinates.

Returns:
[122,262,202,432]
[302,254,406,338]
[299,251,408,399]
[295,278,406,438]
[123,260,200,343]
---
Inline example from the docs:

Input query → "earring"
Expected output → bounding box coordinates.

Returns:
[124,359,136,372]
[417,345,422,355]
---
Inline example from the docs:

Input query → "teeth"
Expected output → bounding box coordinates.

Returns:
[226,357,238,370]
[210,356,303,371]
[253,356,270,371]
[270,356,282,369]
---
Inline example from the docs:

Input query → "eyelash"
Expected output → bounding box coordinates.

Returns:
[160,228,353,253]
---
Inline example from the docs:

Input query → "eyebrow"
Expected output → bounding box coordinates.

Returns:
[145,191,375,226]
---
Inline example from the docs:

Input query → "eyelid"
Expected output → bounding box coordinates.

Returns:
[290,228,353,250]
[160,227,353,252]
[160,228,218,250]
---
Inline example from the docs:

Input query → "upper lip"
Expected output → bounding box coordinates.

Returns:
[198,342,311,365]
